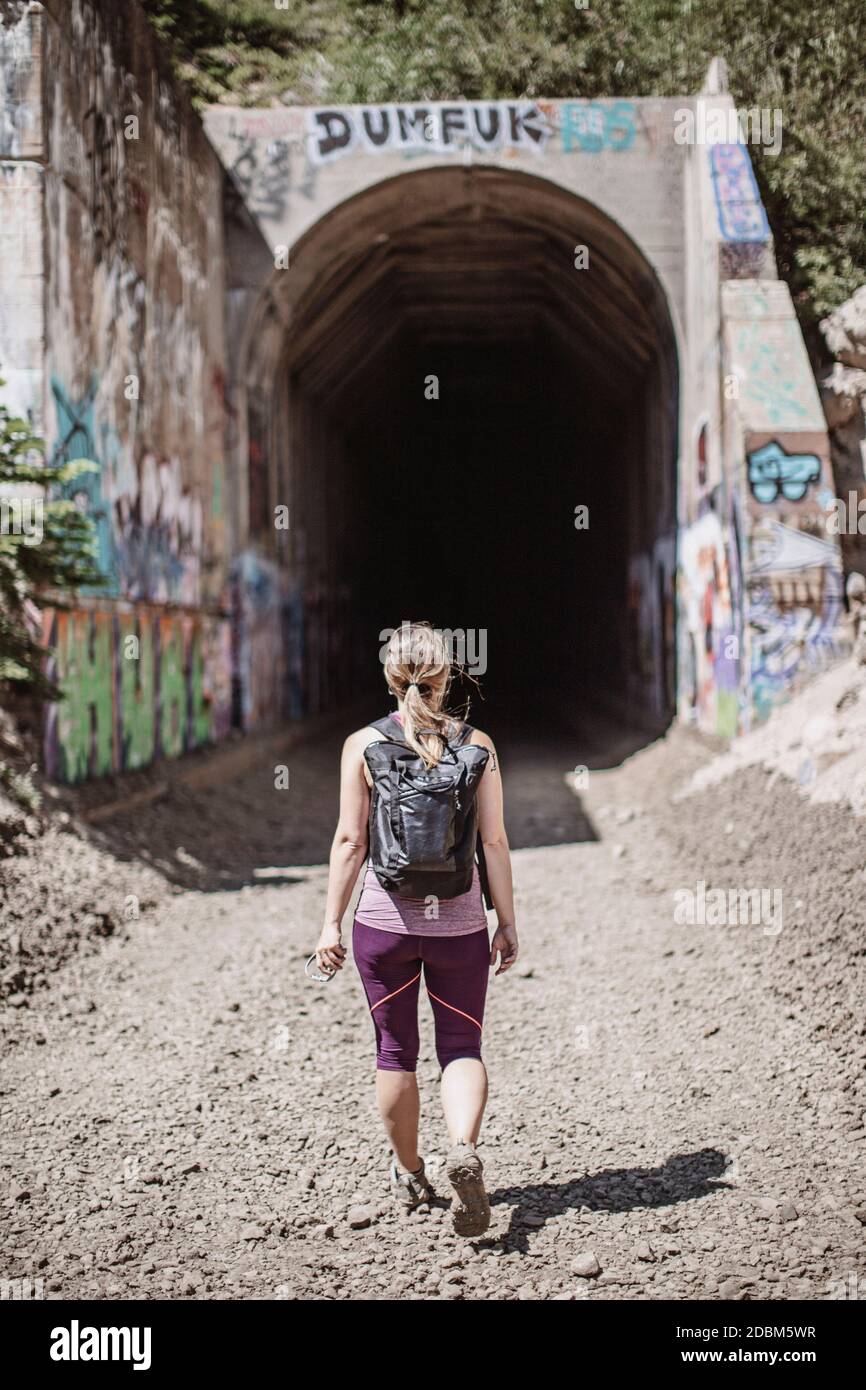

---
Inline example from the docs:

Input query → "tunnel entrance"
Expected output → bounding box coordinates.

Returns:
[243,166,679,736]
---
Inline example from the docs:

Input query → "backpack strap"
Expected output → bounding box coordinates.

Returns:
[476,836,494,910]
[368,714,409,746]
[452,721,494,907]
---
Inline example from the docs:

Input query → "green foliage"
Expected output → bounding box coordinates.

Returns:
[142,0,866,328]
[0,392,104,700]
[0,758,41,813]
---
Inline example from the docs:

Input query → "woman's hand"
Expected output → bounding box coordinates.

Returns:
[316,922,347,975]
[490,922,518,976]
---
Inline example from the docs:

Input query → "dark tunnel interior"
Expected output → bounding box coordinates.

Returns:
[341,342,635,725]
[251,169,679,739]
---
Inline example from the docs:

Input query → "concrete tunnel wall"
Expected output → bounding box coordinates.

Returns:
[0,0,850,781]
[1,0,239,781]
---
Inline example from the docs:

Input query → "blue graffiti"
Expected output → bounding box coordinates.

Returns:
[747,440,821,505]
[51,376,119,594]
[710,143,771,243]
[750,575,844,722]
[561,101,636,153]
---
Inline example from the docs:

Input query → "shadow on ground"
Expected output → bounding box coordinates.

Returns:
[480,1149,731,1252]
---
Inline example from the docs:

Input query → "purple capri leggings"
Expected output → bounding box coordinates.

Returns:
[352,919,490,1072]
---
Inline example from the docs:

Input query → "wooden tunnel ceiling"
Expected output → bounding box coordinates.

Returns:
[278,168,675,428]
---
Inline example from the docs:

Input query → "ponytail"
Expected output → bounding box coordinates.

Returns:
[383,623,462,769]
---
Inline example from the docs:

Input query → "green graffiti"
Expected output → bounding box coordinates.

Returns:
[715,691,739,740]
[56,613,114,782]
[159,621,188,759]
[118,613,155,770]
[212,461,223,518]
[189,626,213,747]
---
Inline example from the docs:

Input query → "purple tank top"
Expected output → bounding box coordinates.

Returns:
[356,713,488,936]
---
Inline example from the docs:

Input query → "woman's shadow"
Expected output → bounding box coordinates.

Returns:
[456,1149,732,1250]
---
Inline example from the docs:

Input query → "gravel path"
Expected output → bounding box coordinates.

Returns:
[2,720,864,1301]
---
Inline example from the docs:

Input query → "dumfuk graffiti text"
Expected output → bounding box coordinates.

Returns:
[308,102,552,164]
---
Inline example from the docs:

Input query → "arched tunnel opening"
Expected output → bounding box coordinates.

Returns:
[243,167,679,744]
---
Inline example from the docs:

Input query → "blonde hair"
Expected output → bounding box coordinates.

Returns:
[383,622,463,769]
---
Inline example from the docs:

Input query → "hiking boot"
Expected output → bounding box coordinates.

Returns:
[390,1156,434,1210]
[446,1141,491,1236]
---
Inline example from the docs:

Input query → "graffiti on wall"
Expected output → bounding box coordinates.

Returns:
[729,323,825,431]
[718,280,847,727]
[710,143,770,244]
[306,100,638,165]
[52,376,204,605]
[747,440,821,505]
[696,417,709,490]
[232,551,288,732]
[559,101,636,153]
[678,499,842,735]
[308,102,551,164]
[51,376,117,589]
[82,101,123,266]
[207,99,642,222]
[43,605,232,784]
[724,283,827,436]
[3,0,234,785]
[710,143,770,277]
[114,453,204,604]
[230,552,358,733]
[747,518,845,723]
[39,0,228,621]
[0,7,39,158]
[678,508,743,738]
[208,108,317,215]
[229,134,295,218]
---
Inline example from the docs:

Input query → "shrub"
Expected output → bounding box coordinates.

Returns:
[0,391,104,701]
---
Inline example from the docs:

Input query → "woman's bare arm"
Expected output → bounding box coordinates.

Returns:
[472,730,518,974]
[316,729,371,971]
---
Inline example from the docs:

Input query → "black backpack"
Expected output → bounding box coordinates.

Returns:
[364,713,493,907]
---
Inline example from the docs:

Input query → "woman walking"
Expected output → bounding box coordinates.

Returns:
[315,622,518,1236]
